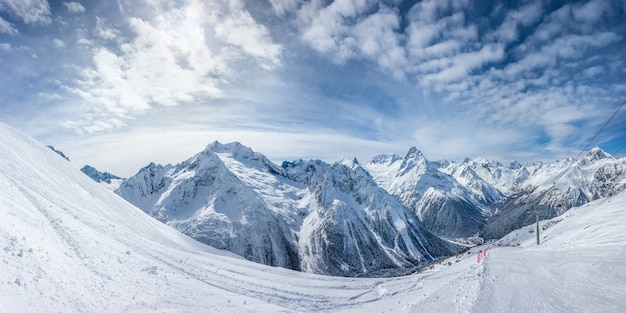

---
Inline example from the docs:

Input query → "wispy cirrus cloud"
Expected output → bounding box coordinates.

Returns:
[0,0,51,25]
[0,16,17,35]
[62,1,85,14]
[0,0,51,35]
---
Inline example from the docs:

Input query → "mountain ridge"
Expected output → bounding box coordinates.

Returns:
[116,141,459,276]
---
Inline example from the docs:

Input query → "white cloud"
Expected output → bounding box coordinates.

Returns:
[53,38,65,48]
[572,0,609,24]
[0,16,18,35]
[489,2,543,43]
[420,43,504,87]
[299,0,386,60]
[501,32,621,80]
[582,65,604,78]
[94,17,120,40]
[66,0,282,133]
[211,0,282,69]
[0,0,51,25]
[63,1,85,14]
[0,42,10,51]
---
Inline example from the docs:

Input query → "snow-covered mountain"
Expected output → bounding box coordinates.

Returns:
[482,147,626,238]
[80,164,124,191]
[2,122,626,312]
[385,146,626,240]
[363,148,495,240]
[117,142,458,276]
[283,158,456,276]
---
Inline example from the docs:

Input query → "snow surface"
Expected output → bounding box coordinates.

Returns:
[2,122,626,312]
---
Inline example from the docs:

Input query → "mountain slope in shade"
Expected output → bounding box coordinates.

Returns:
[363,148,489,240]
[117,142,458,276]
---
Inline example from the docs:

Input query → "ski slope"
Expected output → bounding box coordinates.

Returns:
[1,122,625,312]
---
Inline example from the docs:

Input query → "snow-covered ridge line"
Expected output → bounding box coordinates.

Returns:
[117,141,459,277]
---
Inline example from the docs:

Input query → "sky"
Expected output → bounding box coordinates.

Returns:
[0,0,625,177]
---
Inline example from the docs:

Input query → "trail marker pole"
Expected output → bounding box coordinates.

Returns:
[536,213,540,245]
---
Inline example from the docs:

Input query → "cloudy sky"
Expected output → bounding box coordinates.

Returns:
[1,0,625,176]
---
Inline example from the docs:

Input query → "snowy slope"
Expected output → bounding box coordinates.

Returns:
[117,142,457,276]
[473,193,626,312]
[1,122,625,312]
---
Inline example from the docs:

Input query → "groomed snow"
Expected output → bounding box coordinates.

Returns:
[1,122,625,312]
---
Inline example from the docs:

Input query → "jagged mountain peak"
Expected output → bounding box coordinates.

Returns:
[398,147,429,175]
[339,156,361,168]
[585,146,612,161]
[509,160,522,169]
[205,140,251,154]
[196,141,284,176]
[202,141,257,161]
[405,146,425,159]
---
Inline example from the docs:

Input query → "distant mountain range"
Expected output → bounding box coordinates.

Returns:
[115,142,458,277]
[73,141,625,276]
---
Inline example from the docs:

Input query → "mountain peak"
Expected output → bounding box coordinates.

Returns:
[398,147,429,175]
[509,160,522,169]
[339,157,360,168]
[585,146,612,161]
[405,146,424,159]
[205,141,250,154]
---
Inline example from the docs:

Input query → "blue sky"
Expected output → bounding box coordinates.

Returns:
[1,0,625,177]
